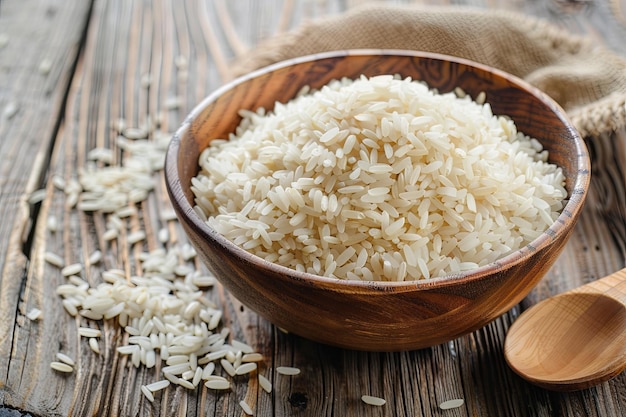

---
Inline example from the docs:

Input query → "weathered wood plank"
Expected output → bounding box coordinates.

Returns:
[0,0,93,411]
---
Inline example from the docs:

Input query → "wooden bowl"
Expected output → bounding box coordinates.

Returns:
[164,50,590,351]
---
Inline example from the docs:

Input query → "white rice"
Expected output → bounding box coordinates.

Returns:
[26,308,42,321]
[88,250,102,265]
[258,374,272,393]
[56,352,75,366]
[276,366,301,376]
[78,327,101,338]
[192,74,567,281]
[141,385,155,402]
[361,395,386,406]
[242,353,264,363]
[51,238,283,399]
[235,362,258,375]
[239,400,254,415]
[127,230,146,245]
[44,251,65,268]
[38,58,52,75]
[89,337,100,354]
[221,358,237,377]
[103,228,118,241]
[440,398,465,410]
[146,380,170,392]
[28,189,46,205]
[50,361,73,373]
[2,101,18,120]
[61,263,82,277]
[47,216,58,232]
[205,379,230,390]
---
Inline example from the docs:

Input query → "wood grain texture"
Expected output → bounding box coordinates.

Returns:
[0,0,625,416]
[506,268,626,391]
[0,0,93,411]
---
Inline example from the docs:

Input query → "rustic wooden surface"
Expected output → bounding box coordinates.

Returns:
[0,0,625,416]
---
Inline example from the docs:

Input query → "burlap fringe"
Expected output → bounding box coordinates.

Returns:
[232,3,626,139]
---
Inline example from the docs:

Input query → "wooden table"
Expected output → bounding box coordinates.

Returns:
[1,1,625,416]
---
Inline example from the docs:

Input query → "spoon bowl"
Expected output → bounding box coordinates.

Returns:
[505,268,626,391]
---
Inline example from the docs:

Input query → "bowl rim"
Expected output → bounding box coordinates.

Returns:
[165,48,590,292]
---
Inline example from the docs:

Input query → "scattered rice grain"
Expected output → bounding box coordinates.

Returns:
[141,385,155,402]
[47,216,58,232]
[439,398,465,410]
[220,358,237,377]
[231,339,254,354]
[235,362,257,375]
[78,327,101,338]
[276,366,300,376]
[38,58,52,75]
[239,400,254,415]
[28,189,46,205]
[26,308,42,321]
[146,379,170,392]
[44,251,65,268]
[258,374,272,393]
[88,250,102,265]
[205,379,230,390]
[164,96,182,110]
[89,337,100,354]
[115,206,137,218]
[50,361,73,373]
[103,228,118,241]
[242,353,264,362]
[122,127,148,140]
[158,227,169,243]
[61,263,82,277]
[127,231,146,245]
[361,395,386,406]
[3,101,18,119]
[62,299,78,316]
[56,352,75,366]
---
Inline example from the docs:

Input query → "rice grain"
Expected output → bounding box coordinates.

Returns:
[141,385,155,402]
[439,398,465,410]
[239,400,254,415]
[146,380,170,392]
[258,374,272,393]
[235,362,257,375]
[26,308,42,321]
[50,361,73,373]
[78,327,101,338]
[205,379,230,390]
[56,352,75,366]
[361,395,386,406]
[276,366,300,376]
[61,263,82,277]
[89,337,100,354]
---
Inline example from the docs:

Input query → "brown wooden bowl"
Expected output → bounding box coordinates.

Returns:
[164,50,590,351]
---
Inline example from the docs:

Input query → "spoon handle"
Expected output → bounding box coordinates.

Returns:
[572,268,626,303]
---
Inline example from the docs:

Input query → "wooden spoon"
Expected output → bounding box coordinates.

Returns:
[504,268,626,391]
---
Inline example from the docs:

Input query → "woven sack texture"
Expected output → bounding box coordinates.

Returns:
[233,3,626,138]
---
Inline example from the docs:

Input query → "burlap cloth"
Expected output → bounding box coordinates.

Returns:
[233,3,626,139]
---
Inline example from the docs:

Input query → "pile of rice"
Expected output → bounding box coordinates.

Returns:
[191,75,566,281]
